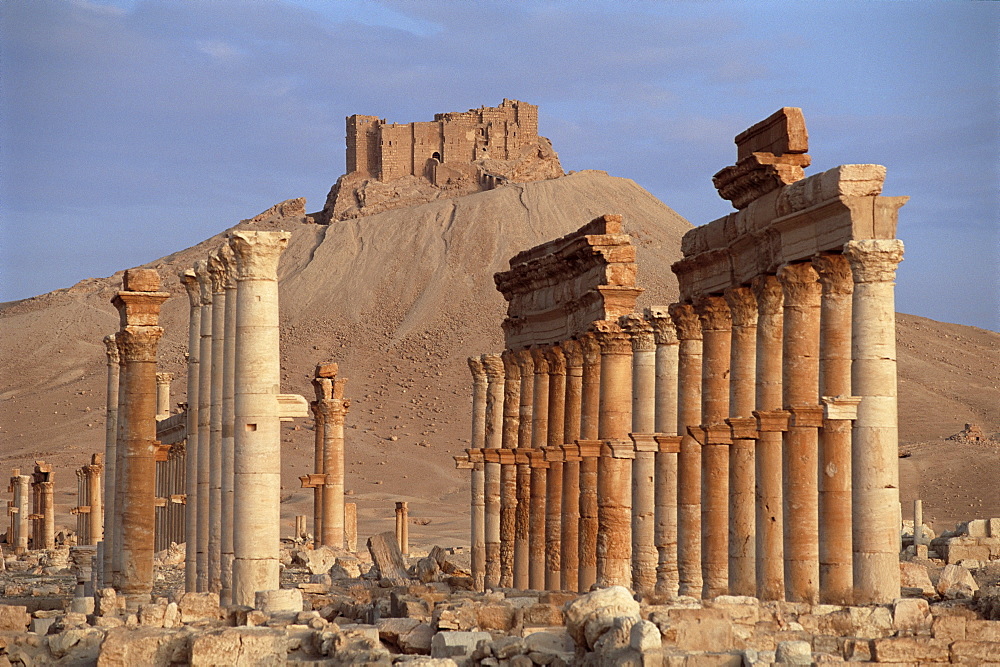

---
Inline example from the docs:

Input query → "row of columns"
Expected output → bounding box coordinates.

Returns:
[154,444,186,552]
[461,240,904,604]
[30,462,56,551]
[7,471,31,555]
[177,231,290,606]
[72,455,104,546]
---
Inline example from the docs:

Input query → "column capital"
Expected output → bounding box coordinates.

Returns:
[544,346,566,375]
[561,339,583,368]
[619,313,656,352]
[103,333,119,365]
[229,230,291,281]
[576,439,602,458]
[514,348,534,375]
[156,372,173,385]
[116,326,164,363]
[219,243,238,290]
[482,353,506,380]
[644,306,678,345]
[194,259,213,306]
[694,294,732,331]
[529,347,550,373]
[725,417,759,440]
[600,439,635,459]
[591,320,632,355]
[579,333,601,366]
[180,269,201,308]
[312,376,333,402]
[654,434,682,454]
[112,290,169,327]
[811,253,854,295]
[843,239,904,283]
[751,274,783,313]
[776,261,821,303]
[501,350,521,381]
[753,409,790,433]
[668,303,702,341]
[821,395,862,420]
[724,287,758,328]
[468,356,486,380]
[208,249,228,294]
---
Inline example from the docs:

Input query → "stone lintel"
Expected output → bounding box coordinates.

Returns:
[628,433,659,453]
[788,405,825,428]
[543,446,565,463]
[454,455,473,470]
[527,450,549,469]
[28,514,43,521]
[170,494,186,504]
[495,450,518,465]
[465,449,485,464]
[654,435,683,454]
[482,449,503,464]
[726,417,759,440]
[154,444,171,463]
[153,498,167,508]
[822,395,862,421]
[278,394,310,419]
[299,474,328,488]
[576,440,603,459]
[560,443,582,461]
[601,439,636,460]
[754,409,790,433]
[514,451,531,465]
[735,107,809,160]
[71,506,91,515]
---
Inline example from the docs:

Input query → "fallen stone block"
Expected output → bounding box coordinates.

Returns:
[563,585,640,650]
[0,606,29,632]
[97,626,192,666]
[936,564,979,600]
[368,532,409,585]
[189,627,287,666]
[899,561,936,597]
[892,597,932,636]
[870,636,950,663]
[177,592,223,623]
[430,631,491,666]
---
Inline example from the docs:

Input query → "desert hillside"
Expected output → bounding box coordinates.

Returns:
[1,170,997,546]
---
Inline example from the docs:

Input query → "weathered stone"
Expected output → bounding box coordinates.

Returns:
[71,596,96,615]
[475,603,516,632]
[30,617,56,635]
[97,626,192,666]
[255,589,303,614]
[931,614,966,641]
[563,585,640,650]
[965,619,1000,642]
[523,602,563,626]
[430,631,491,666]
[294,546,341,575]
[189,627,287,666]
[936,564,979,600]
[899,561,935,596]
[893,597,932,636]
[870,636,950,663]
[949,639,1000,663]
[368,532,409,585]
[0,606,29,632]
[629,619,662,652]
[774,640,812,665]
[177,592,223,623]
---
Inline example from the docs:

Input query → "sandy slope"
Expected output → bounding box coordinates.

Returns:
[1,170,997,549]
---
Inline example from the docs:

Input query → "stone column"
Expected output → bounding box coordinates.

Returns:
[513,349,533,590]
[845,239,904,604]
[76,467,87,544]
[669,303,703,597]
[724,287,757,597]
[230,230,289,607]
[395,502,409,556]
[482,353,505,589]
[208,250,227,593]
[101,333,120,586]
[694,296,731,599]
[544,346,565,591]
[467,357,487,589]
[179,269,201,593]
[777,261,822,604]
[87,455,104,546]
[155,373,173,421]
[310,397,326,542]
[593,321,633,589]
[813,253,855,605]
[560,340,583,593]
[9,472,30,555]
[577,333,601,591]
[528,347,550,590]
[112,268,168,610]
[194,260,212,592]
[621,314,656,596]
[220,244,238,604]
[322,379,349,548]
[646,307,680,597]
[499,351,520,588]
[752,275,785,601]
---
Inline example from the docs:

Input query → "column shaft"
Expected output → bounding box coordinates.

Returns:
[208,253,226,593]
[499,351,520,588]
[544,347,565,590]
[578,334,600,592]
[560,340,583,592]
[513,350,533,589]
[483,354,505,589]
[221,262,236,602]
[179,271,200,593]
[195,261,212,592]
[102,334,120,586]
[468,357,487,589]
[528,348,549,590]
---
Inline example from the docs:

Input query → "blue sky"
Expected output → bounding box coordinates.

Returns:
[1,0,997,330]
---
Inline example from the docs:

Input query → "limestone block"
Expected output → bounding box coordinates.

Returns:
[962,519,990,537]
[591,615,635,654]
[870,636,950,663]
[946,536,991,564]
[899,561,936,596]
[989,518,1000,538]
[294,546,340,575]
[96,626,192,666]
[255,589,302,614]
[707,595,761,625]
[138,600,168,628]
[892,598,932,636]
[522,602,563,626]
[396,660,458,667]
[966,619,1000,642]
[49,627,103,660]
[774,640,812,665]
[0,606,29,632]
[523,629,575,658]
[949,639,1000,663]
[177,592,223,623]
[430,631,491,666]
[30,617,56,635]
[931,614,966,641]
[70,596,96,615]
[189,627,287,666]
[563,585,640,650]
[367,531,410,585]
[412,556,440,583]
[492,635,527,659]
[936,564,979,600]
[629,619,662,652]
[475,604,516,632]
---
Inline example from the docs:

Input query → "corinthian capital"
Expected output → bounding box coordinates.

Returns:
[194,260,213,306]
[591,320,632,356]
[561,339,583,368]
[468,356,486,381]
[544,346,566,375]
[668,303,702,341]
[619,313,656,352]
[843,239,904,283]
[218,243,238,290]
[694,295,732,331]
[812,253,854,295]
[208,250,228,294]
[230,230,291,281]
[482,353,506,380]
[501,350,521,381]
[104,334,119,365]
[180,269,200,308]
[751,274,783,314]
[116,326,164,363]
[644,306,678,346]
[530,347,550,373]
[776,261,821,304]
[724,287,758,328]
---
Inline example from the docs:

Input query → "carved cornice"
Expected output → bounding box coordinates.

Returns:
[776,261,821,304]
[230,230,291,281]
[843,239,904,283]
[116,326,164,363]
[694,295,731,331]
[812,253,853,295]
[724,287,757,328]
[713,153,807,210]
[668,303,702,341]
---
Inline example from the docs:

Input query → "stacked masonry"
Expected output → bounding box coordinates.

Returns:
[457,108,907,605]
